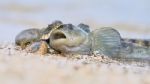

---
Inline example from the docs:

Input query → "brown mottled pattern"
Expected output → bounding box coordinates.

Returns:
[122,38,150,47]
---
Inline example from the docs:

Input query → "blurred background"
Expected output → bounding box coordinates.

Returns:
[0,0,150,42]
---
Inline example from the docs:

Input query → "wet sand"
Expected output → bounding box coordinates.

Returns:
[0,43,149,84]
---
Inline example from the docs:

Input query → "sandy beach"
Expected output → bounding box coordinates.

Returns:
[0,43,149,84]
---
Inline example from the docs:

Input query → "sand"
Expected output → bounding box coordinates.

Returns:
[0,43,149,84]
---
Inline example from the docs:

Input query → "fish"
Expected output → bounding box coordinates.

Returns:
[49,24,150,63]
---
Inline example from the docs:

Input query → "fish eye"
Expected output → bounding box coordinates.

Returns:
[57,25,64,29]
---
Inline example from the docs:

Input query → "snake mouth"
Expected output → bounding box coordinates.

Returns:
[51,31,67,40]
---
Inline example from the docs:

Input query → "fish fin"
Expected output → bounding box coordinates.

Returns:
[91,27,122,57]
